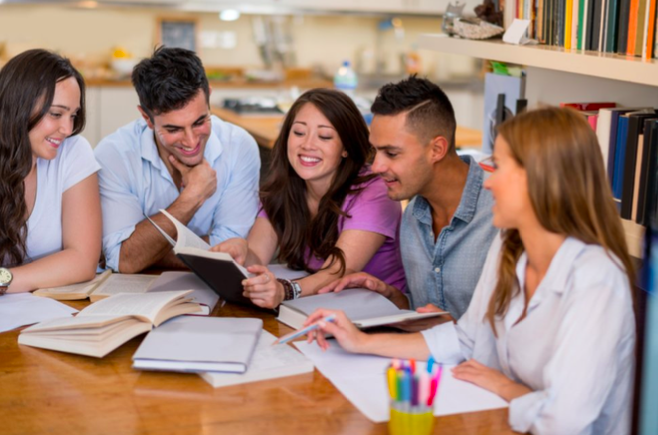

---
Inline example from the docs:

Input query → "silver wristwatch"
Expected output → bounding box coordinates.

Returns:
[0,267,13,296]
[291,280,302,299]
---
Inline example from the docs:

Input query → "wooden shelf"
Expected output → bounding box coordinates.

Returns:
[418,34,658,87]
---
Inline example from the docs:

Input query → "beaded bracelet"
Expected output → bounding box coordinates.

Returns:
[276,278,295,301]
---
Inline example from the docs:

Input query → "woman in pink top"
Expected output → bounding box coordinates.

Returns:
[215,88,405,309]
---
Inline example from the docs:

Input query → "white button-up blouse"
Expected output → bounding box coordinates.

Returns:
[421,234,636,435]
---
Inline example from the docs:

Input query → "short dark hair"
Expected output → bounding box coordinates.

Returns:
[371,75,456,149]
[131,46,209,119]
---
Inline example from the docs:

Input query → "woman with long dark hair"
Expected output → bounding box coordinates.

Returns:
[215,88,405,308]
[0,49,101,294]
[304,107,636,434]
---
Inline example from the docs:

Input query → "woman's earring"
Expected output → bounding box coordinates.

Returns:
[342,151,348,158]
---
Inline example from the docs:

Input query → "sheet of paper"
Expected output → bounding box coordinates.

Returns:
[160,209,210,251]
[93,274,156,297]
[0,293,78,333]
[503,18,531,45]
[37,270,111,294]
[294,340,508,423]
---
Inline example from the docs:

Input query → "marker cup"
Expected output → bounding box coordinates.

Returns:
[388,401,434,435]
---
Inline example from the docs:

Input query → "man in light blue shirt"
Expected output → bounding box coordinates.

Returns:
[95,47,260,273]
[323,76,497,323]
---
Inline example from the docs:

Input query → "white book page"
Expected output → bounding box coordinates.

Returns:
[160,209,210,251]
[79,290,191,323]
[37,270,112,294]
[92,274,156,298]
[295,341,508,423]
[0,293,78,333]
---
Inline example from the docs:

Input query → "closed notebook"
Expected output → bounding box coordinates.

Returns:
[278,289,447,330]
[133,316,262,374]
[199,330,314,388]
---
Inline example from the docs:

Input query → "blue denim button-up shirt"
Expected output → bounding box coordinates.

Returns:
[400,156,497,319]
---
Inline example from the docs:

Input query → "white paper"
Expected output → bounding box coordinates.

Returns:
[503,19,530,45]
[294,340,508,423]
[0,293,78,333]
[93,274,156,297]
[160,209,210,251]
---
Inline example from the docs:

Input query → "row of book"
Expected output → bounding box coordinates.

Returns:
[505,0,658,58]
[561,102,658,225]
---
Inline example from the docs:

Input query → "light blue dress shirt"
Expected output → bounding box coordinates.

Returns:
[400,156,497,318]
[95,115,260,271]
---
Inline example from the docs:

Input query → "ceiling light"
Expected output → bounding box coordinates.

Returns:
[219,9,240,22]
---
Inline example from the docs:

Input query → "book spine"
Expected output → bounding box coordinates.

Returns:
[591,0,603,50]
[636,120,654,223]
[641,122,658,224]
[636,0,649,56]
[618,0,632,53]
[608,112,622,183]
[572,0,581,47]
[566,0,574,48]
[578,0,586,48]
[642,0,656,58]
[599,0,609,50]
[628,0,640,54]
[621,117,643,219]
[557,0,566,46]
[613,116,630,202]
[606,0,621,52]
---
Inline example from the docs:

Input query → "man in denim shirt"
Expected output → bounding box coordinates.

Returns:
[322,76,497,324]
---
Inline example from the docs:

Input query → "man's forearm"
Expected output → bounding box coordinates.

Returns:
[118,195,203,273]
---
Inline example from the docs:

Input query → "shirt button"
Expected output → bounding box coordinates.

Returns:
[434,267,441,273]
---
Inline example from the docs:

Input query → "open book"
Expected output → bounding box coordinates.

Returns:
[145,210,253,306]
[277,289,447,330]
[34,271,155,302]
[133,316,262,374]
[199,330,314,388]
[18,290,201,358]
[33,271,219,315]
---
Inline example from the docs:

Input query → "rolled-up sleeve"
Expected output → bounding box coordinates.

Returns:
[208,128,260,246]
[95,146,145,272]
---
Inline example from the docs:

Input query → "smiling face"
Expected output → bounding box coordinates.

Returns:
[483,136,531,229]
[140,89,211,167]
[369,112,436,201]
[286,103,347,193]
[28,76,81,161]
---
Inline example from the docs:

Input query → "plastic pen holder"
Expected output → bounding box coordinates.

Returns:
[388,401,434,435]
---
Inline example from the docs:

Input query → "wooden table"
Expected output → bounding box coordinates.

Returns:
[1,300,514,435]
[212,107,483,150]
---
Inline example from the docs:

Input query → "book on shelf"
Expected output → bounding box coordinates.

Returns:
[504,0,657,57]
[132,316,262,374]
[147,209,254,306]
[638,120,658,225]
[621,112,658,219]
[34,270,220,315]
[199,330,314,388]
[277,289,448,330]
[18,290,201,358]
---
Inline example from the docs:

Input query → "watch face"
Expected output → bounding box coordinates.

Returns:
[0,268,11,284]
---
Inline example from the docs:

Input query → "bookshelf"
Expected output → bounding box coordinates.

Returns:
[418,34,658,257]
[418,35,658,86]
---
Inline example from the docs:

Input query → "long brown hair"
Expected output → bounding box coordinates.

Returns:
[0,49,86,266]
[260,88,374,274]
[487,107,635,332]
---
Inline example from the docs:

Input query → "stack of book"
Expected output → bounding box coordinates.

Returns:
[565,101,658,225]
[507,0,657,58]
